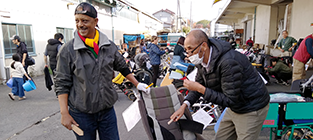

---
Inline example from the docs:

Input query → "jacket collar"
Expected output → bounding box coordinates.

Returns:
[199,38,231,74]
[73,29,111,50]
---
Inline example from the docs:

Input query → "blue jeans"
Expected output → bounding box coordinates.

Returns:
[12,77,25,97]
[69,107,120,140]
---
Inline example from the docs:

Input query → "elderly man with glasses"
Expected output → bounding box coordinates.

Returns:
[171,30,270,140]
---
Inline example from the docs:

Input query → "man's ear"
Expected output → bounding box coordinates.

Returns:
[203,42,209,52]
[95,18,99,26]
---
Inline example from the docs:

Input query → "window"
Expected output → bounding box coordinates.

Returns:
[2,23,35,57]
[56,27,74,43]
[161,17,168,22]
[116,8,137,21]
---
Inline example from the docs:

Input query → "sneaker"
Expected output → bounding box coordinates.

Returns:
[19,96,26,101]
[8,93,15,100]
[282,81,290,86]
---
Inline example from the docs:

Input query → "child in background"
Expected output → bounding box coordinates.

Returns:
[8,54,31,101]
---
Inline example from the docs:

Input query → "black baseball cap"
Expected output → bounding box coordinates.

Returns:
[10,35,20,40]
[74,2,97,18]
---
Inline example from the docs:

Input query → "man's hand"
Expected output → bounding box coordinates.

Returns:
[170,104,187,122]
[280,49,285,53]
[264,68,268,71]
[61,113,79,130]
[165,49,168,53]
[183,79,206,94]
[288,47,292,52]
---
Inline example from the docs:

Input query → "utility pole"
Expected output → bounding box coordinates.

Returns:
[176,0,179,33]
[190,0,192,29]
[178,0,182,33]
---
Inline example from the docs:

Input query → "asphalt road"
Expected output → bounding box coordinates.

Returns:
[0,76,152,140]
[1,70,310,140]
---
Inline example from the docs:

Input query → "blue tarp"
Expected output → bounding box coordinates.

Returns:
[123,35,138,44]
[123,34,145,49]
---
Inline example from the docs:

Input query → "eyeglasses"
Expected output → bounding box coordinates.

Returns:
[187,42,204,55]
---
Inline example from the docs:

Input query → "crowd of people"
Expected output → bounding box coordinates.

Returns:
[6,2,313,140]
[224,30,313,87]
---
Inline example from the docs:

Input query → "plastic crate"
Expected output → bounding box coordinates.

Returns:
[263,103,279,128]
[285,102,313,120]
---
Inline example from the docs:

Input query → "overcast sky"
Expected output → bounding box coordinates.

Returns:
[127,0,228,22]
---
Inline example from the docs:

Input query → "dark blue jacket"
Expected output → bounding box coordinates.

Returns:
[185,38,269,114]
[148,43,165,65]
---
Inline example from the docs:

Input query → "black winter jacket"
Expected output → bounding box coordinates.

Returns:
[173,44,186,60]
[185,38,269,114]
[46,39,62,67]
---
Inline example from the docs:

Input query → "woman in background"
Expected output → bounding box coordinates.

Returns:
[170,36,186,70]
[148,36,167,87]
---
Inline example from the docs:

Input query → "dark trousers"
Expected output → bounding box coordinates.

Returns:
[69,107,119,140]
[50,64,56,76]
[152,65,160,87]
[272,72,292,82]
[23,64,29,82]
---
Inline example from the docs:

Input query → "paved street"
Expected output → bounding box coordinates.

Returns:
[1,70,311,140]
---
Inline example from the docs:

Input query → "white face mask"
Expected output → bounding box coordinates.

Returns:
[189,47,204,65]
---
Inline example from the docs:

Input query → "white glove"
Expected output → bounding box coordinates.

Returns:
[136,83,150,93]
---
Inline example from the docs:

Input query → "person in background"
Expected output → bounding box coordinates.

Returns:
[170,36,186,70]
[119,43,128,56]
[54,2,149,140]
[10,35,29,82]
[8,54,31,101]
[148,35,167,87]
[229,37,237,49]
[127,45,138,61]
[292,38,304,57]
[246,37,254,47]
[265,58,292,86]
[292,33,313,82]
[44,33,64,75]
[141,39,149,54]
[135,43,142,55]
[122,43,128,52]
[170,30,269,140]
[278,30,297,56]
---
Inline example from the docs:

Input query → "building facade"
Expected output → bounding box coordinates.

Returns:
[213,0,313,47]
[153,9,176,30]
[0,0,162,83]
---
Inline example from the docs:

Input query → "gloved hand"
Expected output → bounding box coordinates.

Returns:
[136,83,150,93]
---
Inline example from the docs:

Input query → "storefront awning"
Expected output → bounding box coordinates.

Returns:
[216,0,292,26]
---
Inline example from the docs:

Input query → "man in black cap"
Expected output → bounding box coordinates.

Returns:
[11,35,29,81]
[54,2,150,140]
[44,33,63,75]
